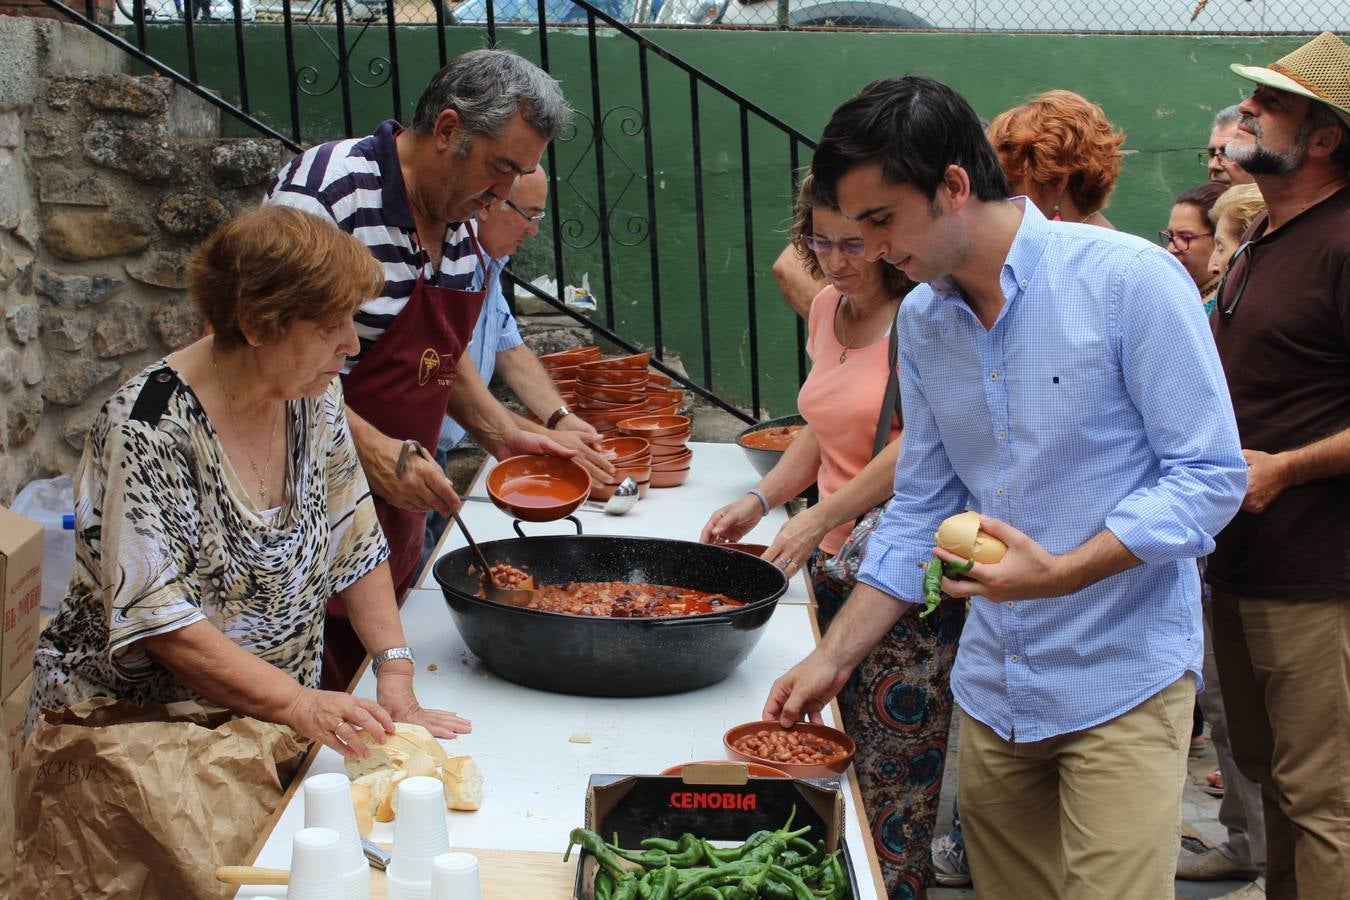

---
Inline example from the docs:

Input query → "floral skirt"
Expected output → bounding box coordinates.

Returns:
[811,553,964,900]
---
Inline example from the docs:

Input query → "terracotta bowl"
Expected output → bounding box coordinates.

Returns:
[576,383,648,405]
[577,395,644,412]
[582,352,651,372]
[652,448,693,471]
[582,405,651,431]
[636,478,650,498]
[551,377,577,392]
[643,403,680,418]
[723,721,856,779]
[603,462,652,485]
[646,372,673,389]
[617,414,692,439]
[716,542,769,558]
[649,429,692,449]
[544,364,581,381]
[598,435,652,464]
[650,467,690,489]
[650,442,688,461]
[485,455,591,522]
[659,760,789,778]
[647,389,685,407]
[577,368,649,388]
[539,346,601,367]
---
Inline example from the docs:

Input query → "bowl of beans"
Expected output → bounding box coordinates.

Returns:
[722,721,856,778]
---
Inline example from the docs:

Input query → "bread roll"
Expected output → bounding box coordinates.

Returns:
[346,722,483,825]
[935,510,1007,563]
[440,755,484,811]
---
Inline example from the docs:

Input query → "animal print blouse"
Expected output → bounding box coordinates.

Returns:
[27,362,388,733]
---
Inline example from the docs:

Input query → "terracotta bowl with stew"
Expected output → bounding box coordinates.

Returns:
[723,721,856,779]
[659,760,789,779]
[486,455,591,522]
[735,414,806,479]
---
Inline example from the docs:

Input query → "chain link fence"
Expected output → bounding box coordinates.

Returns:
[114,0,1345,31]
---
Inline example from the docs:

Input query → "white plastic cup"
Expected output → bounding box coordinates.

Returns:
[388,775,451,888]
[430,852,482,900]
[302,772,371,900]
[287,827,344,900]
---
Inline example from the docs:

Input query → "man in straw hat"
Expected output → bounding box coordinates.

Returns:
[1207,31,1350,900]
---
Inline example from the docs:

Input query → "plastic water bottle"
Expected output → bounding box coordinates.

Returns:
[11,476,77,613]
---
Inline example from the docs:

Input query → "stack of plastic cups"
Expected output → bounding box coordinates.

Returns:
[302,772,371,900]
[287,827,344,900]
[386,775,452,900]
[430,852,482,900]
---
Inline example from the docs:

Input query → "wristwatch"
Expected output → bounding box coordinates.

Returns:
[546,404,573,429]
[371,646,415,673]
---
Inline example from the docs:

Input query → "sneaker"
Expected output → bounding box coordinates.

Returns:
[931,833,972,887]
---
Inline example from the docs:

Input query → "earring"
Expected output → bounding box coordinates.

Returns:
[1052,200,1062,222]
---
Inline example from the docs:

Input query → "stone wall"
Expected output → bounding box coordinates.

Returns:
[0,16,284,502]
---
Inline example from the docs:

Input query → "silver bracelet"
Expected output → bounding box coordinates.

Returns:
[747,487,771,516]
[371,646,415,673]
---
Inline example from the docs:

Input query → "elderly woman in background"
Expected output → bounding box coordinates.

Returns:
[26,207,466,756]
[1163,182,1228,311]
[702,175,960,897]
[1207,183,1267,313]
[986,89,1124,228]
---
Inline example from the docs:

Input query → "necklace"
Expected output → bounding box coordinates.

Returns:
[836,296,895,364]
[211,346,282,509]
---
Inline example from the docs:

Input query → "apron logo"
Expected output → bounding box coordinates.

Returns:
[418,348,442,386]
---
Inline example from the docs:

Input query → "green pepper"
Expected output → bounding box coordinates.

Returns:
[701,830,772,865]
[944,556,975,576]
[641,837,682,852]
[758,879,795,900]
[821,852,849,900]
[567,828,637,883]
[610,842,670,869]
[646,866,680,900]
[921,555,944,617]
[595,870,615,900]
[613,877,640,900]
[765,865,815,900]
[683,889,723,900]
[673,860,768,898]
[665,834,704,868]
[780,838,825,869]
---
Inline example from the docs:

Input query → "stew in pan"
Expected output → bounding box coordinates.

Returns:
[485,564,745,618]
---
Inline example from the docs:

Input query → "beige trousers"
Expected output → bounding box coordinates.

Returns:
[957,676,1193,899]
[1210,591,1350,900]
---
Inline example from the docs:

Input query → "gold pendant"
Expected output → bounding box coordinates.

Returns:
[839,349,848,364]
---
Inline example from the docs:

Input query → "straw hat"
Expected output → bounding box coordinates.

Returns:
[1231,32,1350,128]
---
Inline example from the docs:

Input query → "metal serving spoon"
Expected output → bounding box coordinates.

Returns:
[450,510,535,607]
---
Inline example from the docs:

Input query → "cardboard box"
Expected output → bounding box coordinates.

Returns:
[574,767,861,899]
[0,507,42,702]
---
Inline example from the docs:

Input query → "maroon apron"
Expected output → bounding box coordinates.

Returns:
[321,236,486,690]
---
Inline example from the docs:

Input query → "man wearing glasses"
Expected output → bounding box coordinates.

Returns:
[434,168,604,469]
[1203,106,1255,186]
[1207,31,1350,900]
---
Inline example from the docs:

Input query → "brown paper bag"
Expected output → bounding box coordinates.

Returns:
[14,698,304,899]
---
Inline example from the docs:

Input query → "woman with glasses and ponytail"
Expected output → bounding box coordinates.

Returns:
[701,173,957,897]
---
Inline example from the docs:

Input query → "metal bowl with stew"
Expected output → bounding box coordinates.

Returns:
[735,414,807,479]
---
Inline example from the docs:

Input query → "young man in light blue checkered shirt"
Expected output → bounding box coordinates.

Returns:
[764,76,1248,897]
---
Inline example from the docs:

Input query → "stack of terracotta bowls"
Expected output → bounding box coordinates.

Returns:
[616,414,692,488]
[537,346,601,412]
[591,435,653,500]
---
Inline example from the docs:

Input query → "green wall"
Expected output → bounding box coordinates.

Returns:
[137,27,1302,416]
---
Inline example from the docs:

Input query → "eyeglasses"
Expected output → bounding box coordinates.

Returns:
[1158,229,1213,251]
[1198,148,1229,165]
[505,198,546,223]
[802,234,865,256]
[1217,240,1253,318]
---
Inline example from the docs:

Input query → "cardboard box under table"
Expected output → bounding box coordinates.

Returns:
[0,506,42,702]
[576,769,861,899]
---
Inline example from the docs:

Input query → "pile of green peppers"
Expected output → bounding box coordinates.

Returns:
[563,808,851,900]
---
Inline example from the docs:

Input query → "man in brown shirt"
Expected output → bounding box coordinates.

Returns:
[1208,32,1350,900]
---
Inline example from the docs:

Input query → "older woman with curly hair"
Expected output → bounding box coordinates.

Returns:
[987,89,1125,228]
[26,206,467,755]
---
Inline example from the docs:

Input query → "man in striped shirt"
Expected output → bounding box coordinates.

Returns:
[265,49,599,692]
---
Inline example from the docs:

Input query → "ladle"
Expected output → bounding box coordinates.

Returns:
[450,510,535,607]
[584,476,639,515]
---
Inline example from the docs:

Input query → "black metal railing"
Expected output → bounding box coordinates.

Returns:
[46,0,825,423]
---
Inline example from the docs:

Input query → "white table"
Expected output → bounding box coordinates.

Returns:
[242,442,883,898]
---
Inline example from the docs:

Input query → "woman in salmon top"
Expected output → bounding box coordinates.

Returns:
[701,174,962,896]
